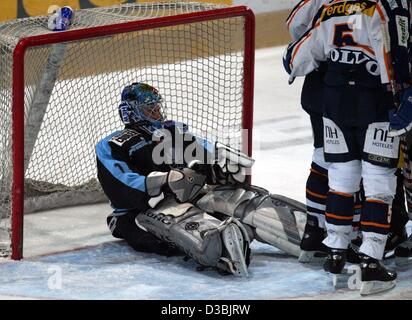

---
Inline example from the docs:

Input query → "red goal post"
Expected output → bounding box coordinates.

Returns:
[3,3,255,260]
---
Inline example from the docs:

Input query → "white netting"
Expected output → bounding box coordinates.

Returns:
[0,2,251,257]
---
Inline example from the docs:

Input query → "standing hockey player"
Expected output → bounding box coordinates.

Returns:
[96,82,307,277]
[287,0,347,263]
[283,0,411,295]
[287,0,409,264]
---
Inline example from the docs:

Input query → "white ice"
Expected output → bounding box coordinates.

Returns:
[1,47,412,300]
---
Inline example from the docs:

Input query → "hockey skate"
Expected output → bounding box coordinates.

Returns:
[298,222,327,263]
[349,228,408,261]
[218,219,250,277]
[394,235,412,267]
[323,248,349,288]
[359,254,397,296]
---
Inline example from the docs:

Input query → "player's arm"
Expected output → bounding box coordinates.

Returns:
[162,121,254,185]
[369,0,411,87]
[98,128,206,206]
[286,0,327,41]
[96,130,149,210]
[370,0,412,136]
[283,22,326,82]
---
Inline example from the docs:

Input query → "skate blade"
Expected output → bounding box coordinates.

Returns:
[328,266,361,290]
[298,250,327,263]
[222,224,249,278]
[331,270,351,289]
[395,256,412,268]
[360,280,396,296]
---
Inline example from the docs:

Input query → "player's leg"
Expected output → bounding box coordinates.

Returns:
[360,161,398,295]
[320,92,364,272]
[107,211,182,256]
[299,70,329,262]
[345,122,408,263]
[323,160,362,274]
[302,83,363,265]
[135,198,251,277]
[356,110,400,295]
[299,113,329,262]
[196,185,306,258]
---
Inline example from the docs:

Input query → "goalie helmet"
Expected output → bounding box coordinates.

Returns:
[119,82,166,126]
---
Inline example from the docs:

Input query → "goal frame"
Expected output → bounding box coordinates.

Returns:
[11,5,255,260]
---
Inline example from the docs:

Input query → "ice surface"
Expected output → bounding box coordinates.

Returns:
[1,240,412,300]
[1,47,411,300]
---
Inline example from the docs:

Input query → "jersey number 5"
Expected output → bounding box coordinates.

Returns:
[333,23,358,47]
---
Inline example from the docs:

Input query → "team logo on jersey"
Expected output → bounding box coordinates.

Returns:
[396,15,409,48]
[110,129,141,147]
[330,49,380,76]
[321,0,376,21]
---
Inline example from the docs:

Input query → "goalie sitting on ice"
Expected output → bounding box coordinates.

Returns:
[95,82,307,277]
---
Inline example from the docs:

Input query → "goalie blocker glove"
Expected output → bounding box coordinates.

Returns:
[146,168,206,204]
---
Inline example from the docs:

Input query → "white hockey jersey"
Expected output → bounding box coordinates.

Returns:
[286,0,332,41]
[284,0,411,87]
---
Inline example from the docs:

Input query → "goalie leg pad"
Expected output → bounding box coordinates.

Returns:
[197,186,307,257]
[135,197,250,276]
[217,218,251,277]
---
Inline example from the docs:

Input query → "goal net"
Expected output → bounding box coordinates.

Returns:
[0,1,255,259]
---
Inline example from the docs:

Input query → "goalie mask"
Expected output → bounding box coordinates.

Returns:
[119,82,166,126]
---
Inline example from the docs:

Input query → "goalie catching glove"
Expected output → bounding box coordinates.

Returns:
[146,168,206,204]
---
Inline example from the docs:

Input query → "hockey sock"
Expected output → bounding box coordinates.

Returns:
[324,190,354,250]
[305,162,328,229]
[360,198,390,260]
